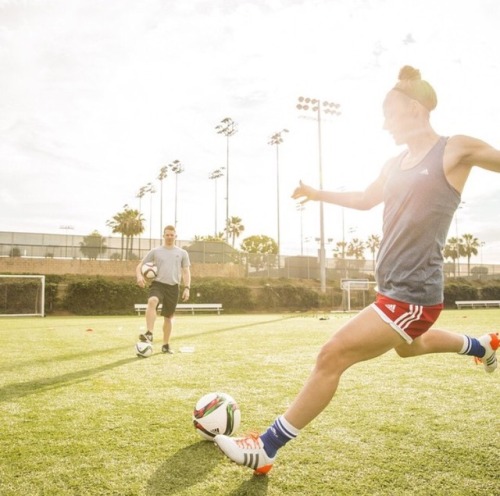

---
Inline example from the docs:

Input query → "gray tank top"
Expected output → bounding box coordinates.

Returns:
[376,136,461,305]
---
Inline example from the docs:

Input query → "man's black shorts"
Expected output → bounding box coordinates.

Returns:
[149,281,179,317]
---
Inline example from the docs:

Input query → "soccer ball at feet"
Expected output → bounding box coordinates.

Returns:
[135,341,153,358]
[193,392,241,441]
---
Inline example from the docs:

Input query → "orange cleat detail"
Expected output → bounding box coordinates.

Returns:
[475,333,499,373]
[214,432,276,475]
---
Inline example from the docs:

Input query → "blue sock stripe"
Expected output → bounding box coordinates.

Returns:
[260,417,298,458]
[461,336,486,358]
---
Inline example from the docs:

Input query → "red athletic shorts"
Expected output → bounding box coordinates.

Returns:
[371,293,443,343]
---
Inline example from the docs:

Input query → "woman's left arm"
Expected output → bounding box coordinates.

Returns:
[444,135,500,193]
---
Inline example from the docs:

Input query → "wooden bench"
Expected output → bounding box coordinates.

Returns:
[455,300,500,309]
[134,303,223,315]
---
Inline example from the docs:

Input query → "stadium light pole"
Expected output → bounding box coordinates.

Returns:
[157,166,168,237]
[168,160,184,229]
[296,203,305,256]
[454,201,465,276]
[136,186,148,258]
[268,128,289,265]
[59,224,74,258]
[145,182,156,250]
[296,96,341,293]
[209,167,225,237]
[215,117,238,243]
[480,241,485,266]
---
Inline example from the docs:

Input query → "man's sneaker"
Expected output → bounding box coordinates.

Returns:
[214,433,275,475]
[139,331,153,343]
[162,344,174,354]
[474,332,499,373]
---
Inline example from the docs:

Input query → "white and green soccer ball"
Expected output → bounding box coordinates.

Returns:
[192,392,241,441]
[135,341,153,358]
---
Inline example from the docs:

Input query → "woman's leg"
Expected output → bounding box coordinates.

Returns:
[215,306,405,474]
[394,328,463,358]
[284,305,404,429]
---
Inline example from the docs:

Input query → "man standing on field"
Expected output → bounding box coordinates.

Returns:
[136,225,191,354]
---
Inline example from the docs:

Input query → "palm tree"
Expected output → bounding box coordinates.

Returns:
[345,238,366,273]
[333,240,347,258]
[225,216,244,248]
[107,208,128,260]
[461,233,480,276]
[122,207,145,258]
[366,234,381,272]
[443,237,465,277]
[347,238,365,260]
[107,206,145,260]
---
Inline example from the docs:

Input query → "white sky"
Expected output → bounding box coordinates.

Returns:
[1,0,499,262]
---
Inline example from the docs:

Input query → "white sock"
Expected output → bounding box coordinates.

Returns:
[458,335,470,355]
[280,415,301,437]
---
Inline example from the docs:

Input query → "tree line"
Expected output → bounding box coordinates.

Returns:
[74,206,483,276]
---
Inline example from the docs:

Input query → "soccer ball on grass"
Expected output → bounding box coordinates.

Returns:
[135,341,153,358]
[193,392,241,440]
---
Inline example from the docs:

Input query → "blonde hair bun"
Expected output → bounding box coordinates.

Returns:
[393,65,437,111]
[398,65,421,81]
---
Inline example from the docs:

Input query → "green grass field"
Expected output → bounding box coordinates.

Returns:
[0,310,499,496]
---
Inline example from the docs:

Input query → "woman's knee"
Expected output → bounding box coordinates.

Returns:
[394,347,412,358]
[315,339,349,373]
[394,341,421,358]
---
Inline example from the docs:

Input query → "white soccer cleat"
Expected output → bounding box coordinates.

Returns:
[214,433,275,475]
[474,333,499,373]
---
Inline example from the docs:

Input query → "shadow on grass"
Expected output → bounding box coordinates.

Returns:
[0,357,137,402]
[0,316,295,403]
[228,475,269,496]
[179,315,295,340]
[146,441,219,495]
[1,316,293,374]
[146,441,269,495]
[0,344,137,374]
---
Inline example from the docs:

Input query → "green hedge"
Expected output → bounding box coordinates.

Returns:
[443,280,500,308]
[257,283,319,311]
[58,278,323,315]
[36,275,500,315]
[443,282,479,308]
[63,278,148,315]
[190,280,253,312]
[480,282,500,300]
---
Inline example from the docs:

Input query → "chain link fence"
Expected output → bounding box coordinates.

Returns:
[1,231,499,281]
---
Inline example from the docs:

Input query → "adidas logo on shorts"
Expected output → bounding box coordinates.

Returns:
[385,304,396,313]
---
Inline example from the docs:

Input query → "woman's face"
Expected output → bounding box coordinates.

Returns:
[382,90,419,145]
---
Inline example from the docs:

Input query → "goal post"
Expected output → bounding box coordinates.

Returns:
[340,279,373,312]
[0,275,46,317]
